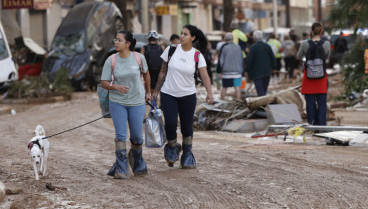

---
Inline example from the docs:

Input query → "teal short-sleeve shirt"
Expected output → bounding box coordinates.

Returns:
[101,52,148,106]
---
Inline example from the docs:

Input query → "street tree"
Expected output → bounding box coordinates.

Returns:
[223,0,233,32]
[327,0,368,96]
[108,0,130,31]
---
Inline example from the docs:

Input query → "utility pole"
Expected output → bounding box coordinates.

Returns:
[273,0,278,35]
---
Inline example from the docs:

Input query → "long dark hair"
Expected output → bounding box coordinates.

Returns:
[117,30,136,51]
[183,24,208,54]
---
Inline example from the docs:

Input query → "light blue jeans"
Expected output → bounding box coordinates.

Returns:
[109,101,146,144]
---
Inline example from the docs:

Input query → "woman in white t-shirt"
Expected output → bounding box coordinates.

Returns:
[152,24,213,169]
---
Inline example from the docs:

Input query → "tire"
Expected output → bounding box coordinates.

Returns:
[114,17,123,31]
[86,63,101,90]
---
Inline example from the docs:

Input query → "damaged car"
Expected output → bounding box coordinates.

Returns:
[43,1,123,90]
[0,22,18,92]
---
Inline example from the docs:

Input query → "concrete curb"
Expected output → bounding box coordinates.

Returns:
[222,119,269,133]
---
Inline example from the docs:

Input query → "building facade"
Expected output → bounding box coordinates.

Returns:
[1,0,321,51]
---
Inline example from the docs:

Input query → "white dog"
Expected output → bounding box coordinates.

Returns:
[28,125,49,180]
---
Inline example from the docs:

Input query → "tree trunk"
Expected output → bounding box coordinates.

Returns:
[223,0,233,32]
[109,0,130,31]
[318,0,322,22]
[285,0,291,28]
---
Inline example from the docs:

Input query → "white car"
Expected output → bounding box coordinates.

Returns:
[0,22,18,91]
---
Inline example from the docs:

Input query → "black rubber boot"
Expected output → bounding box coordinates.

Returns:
[107,140,132,179]
[180,137,196,169]
[164,140,182,167]
[128,143,148,175]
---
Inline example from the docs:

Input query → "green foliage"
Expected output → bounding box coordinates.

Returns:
[51,68,74,98]
[341,35,368,94]
[7,75,51,99]
[327,0,368,95]
[6,68,73,99]
[327,0,368,30]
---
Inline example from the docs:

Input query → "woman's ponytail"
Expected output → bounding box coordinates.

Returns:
[183,24,208,54]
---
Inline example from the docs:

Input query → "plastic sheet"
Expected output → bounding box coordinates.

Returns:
[145,100,166,147]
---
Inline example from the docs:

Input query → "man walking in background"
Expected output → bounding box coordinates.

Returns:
[141,30,165,94]
[217,33,244,100]
[245,30,276,96]
[267,33,282,81]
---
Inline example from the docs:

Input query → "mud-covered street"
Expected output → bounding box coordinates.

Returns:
[1,91,368,209]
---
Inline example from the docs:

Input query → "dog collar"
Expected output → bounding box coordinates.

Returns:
[28,140,41,150]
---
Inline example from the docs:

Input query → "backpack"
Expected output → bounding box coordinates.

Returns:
[216,42,230,73]
[144,44,163,73]
[167,44,202,85]
[305,40,326,79]
[283,41,296,57]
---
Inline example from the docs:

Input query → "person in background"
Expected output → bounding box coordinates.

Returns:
[296,22,330,126]
[289,29,299,43]
[213,35,226,90]
[267,33,282,80]
[302,32,309,41]
[245,32,254,52]
[203,42,213,84]
[217,33,243,100]
[152,24,213,169]
[245,30,276,96]
[100,30,151,179]
[231,22,248,60]
[141,30,165,94]
[231,22,248,91]
[282,35,297,79]
[333,31,348,62]
[170,34,180,44]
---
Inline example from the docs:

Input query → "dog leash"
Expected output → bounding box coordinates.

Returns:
[41,114,109,140]
[42,101,154,140]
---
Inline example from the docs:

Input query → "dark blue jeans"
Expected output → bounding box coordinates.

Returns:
[304,94,327,125]
[253,76,270,96]
[160,92,196,140]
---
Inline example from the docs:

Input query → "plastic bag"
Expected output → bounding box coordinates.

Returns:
[97,84,111,118]
[145,100,166,147]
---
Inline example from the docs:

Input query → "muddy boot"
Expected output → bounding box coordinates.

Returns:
[107,140,132,179]
[164,140,182,167]
[128,143,147,175]
[180,137,196,169]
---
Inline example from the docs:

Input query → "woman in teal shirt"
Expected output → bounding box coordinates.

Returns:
[100,30,151,179]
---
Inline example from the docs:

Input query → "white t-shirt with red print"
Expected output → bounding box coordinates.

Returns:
[160,44,206,97]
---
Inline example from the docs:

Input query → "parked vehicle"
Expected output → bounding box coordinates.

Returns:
[14,37,46,80]
[0,22,18,92]
[43,1,123,90]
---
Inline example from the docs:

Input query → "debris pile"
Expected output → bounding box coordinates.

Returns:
[194,88,307,132]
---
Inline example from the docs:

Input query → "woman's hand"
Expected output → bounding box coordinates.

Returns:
[152,90,158,101]
[145,92,151,102]
[115,84,130,94]
[206,93,213,104]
